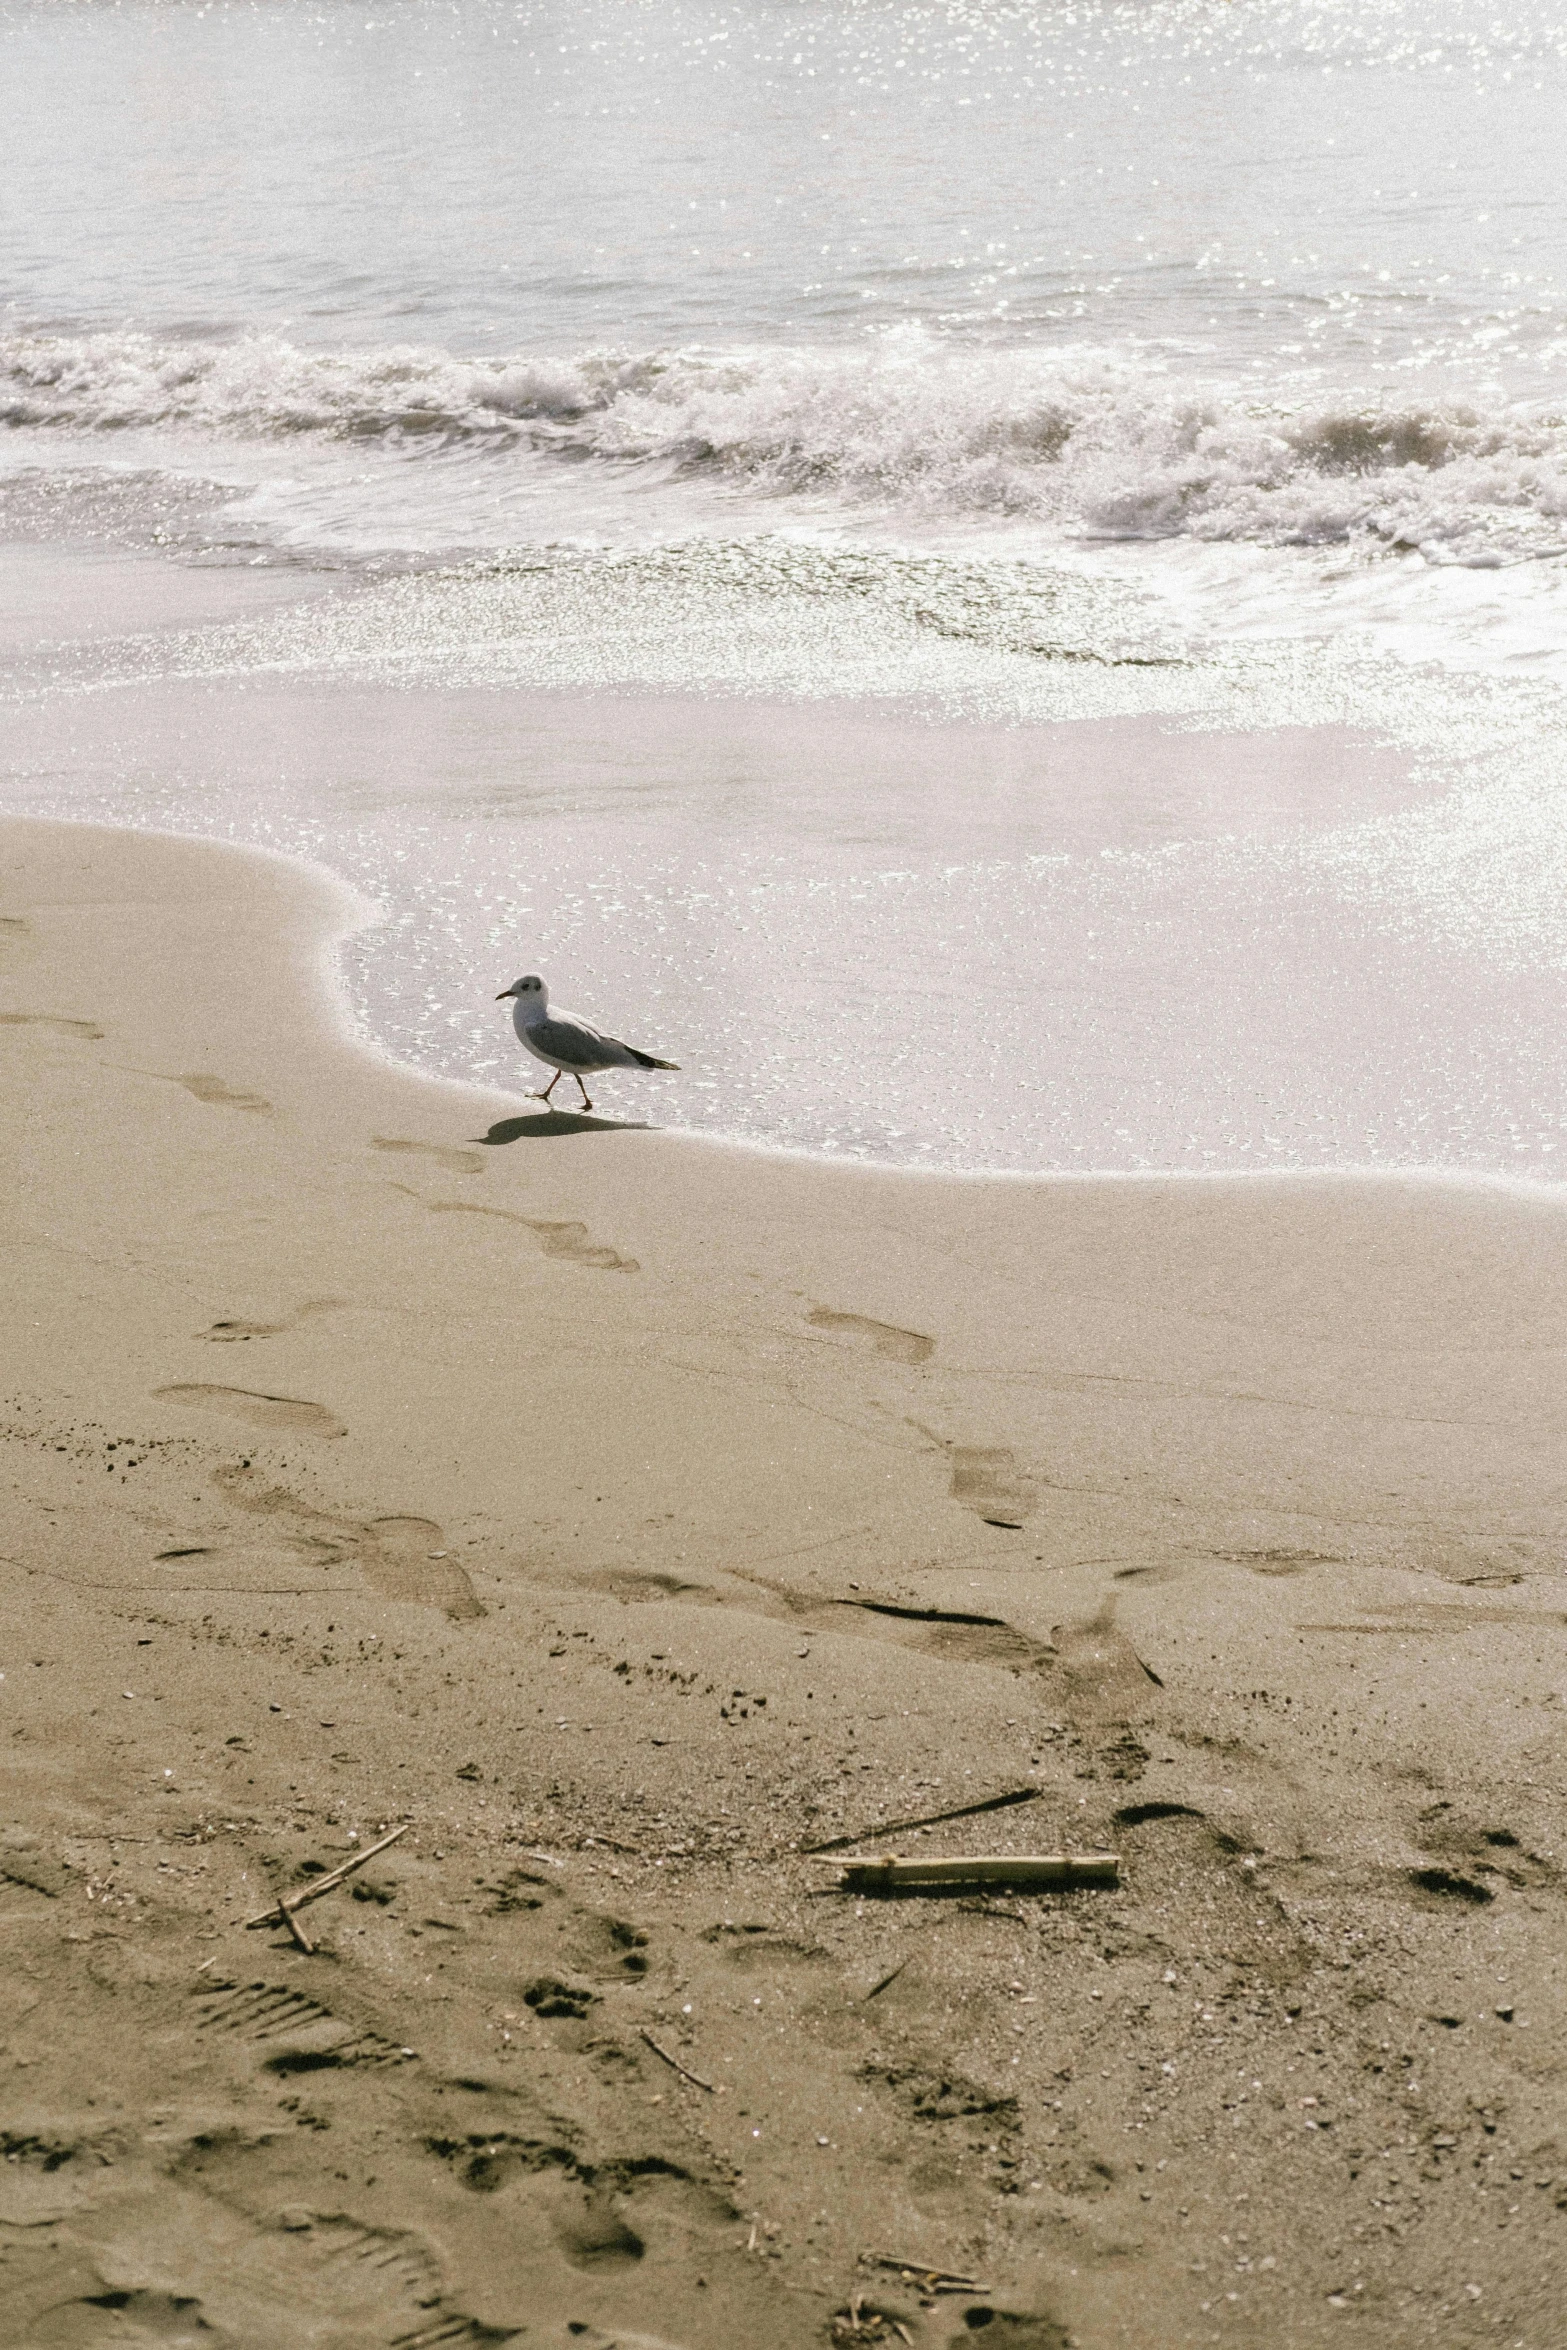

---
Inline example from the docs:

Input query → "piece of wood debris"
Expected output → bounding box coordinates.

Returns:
[833,2296,917,2347]
[640,2028,717,2092]
[838,1852,1118,1895]
[245,1823,410,1931]
[278,1894,315,1954]
[864,1955,910,2000]
[866,2252,988,2292]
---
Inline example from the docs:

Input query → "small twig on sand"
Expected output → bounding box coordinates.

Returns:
[801,1784,1041,1858]
[864,1956,910,2000]
[582,1833,639,1856]
[277,1892,315,1954]
[956,1900,1030,1924]
[245,1823,410,1931]
[640,2028,717,2092]
[866,2253,987,2292]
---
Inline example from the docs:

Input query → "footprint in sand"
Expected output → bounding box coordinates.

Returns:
[1412,1803,1550,1890]
[806,1306,934,1364]
[210,1465,484,1618]
[359,1516,485,1620]
[547,2185,644,2271]
[1051,1600,1164,1712]
[136,2139,487,2345]
[576,1567,710,1601]
[909,1424,1036,1522]
[373,1135,487,1175]
[1211,1547,1343,1576]
[948,1444,1034,1520]
[154,1383,347,1438]
[523,1216,638,1272]
[168,1073,273,1113]
[416,1196,638,1272]
[197,1299,345,1343]
[832,1595,1051,1671]
[0,1010,104,1040]
[906,1428,1043,1522]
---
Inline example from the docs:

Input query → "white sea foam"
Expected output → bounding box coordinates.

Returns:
[8,328,1567,568]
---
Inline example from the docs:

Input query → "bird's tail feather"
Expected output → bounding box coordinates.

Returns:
[627,1049,680,1070]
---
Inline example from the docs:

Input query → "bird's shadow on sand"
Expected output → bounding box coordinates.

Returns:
[472,1112,651,1146]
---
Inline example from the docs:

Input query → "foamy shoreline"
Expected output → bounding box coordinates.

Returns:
[19,796,1567,1207]
[12,532,1567,1182]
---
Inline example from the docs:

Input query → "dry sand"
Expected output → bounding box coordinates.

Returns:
[2,814,1564,2350]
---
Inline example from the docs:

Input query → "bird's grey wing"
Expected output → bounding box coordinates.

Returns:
[531,1013,634,1069]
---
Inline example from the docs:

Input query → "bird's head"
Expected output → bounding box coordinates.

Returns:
[496,974,547,1004]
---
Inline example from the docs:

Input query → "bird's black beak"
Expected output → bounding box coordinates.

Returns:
[495,987,515,1000]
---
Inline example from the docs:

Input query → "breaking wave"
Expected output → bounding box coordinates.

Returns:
[7,326,1567,563]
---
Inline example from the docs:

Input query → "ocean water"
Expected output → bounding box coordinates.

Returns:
[4,0,1567,1173]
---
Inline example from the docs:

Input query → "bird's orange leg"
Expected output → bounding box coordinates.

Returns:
[537,1070,561,1106]
[574,1074,594,1111]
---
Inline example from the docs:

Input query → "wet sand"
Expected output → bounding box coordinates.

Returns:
[3,814,1565,2350]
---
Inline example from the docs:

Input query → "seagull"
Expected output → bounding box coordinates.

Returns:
[495,973,680,1112]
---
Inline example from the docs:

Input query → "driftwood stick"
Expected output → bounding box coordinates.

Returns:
[276,1886,315,1954]
[639,2028,717,2092]
[839,1852,1119,1896]
[865,2252,987,2291]
[801,1784,1041,1858]
[245,1823,410,1929]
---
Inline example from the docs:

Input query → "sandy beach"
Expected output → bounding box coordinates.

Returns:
[8,4,1567,2342]
[4,812,1564,2349]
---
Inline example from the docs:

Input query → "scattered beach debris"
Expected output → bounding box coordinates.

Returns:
[244,1823,410,1940]
[864,2253,988,2294]
[801,1782,1042,1857]
[838,1852,1119,1896]
[640,2028,717,2092]
[832,2294,915,2344]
